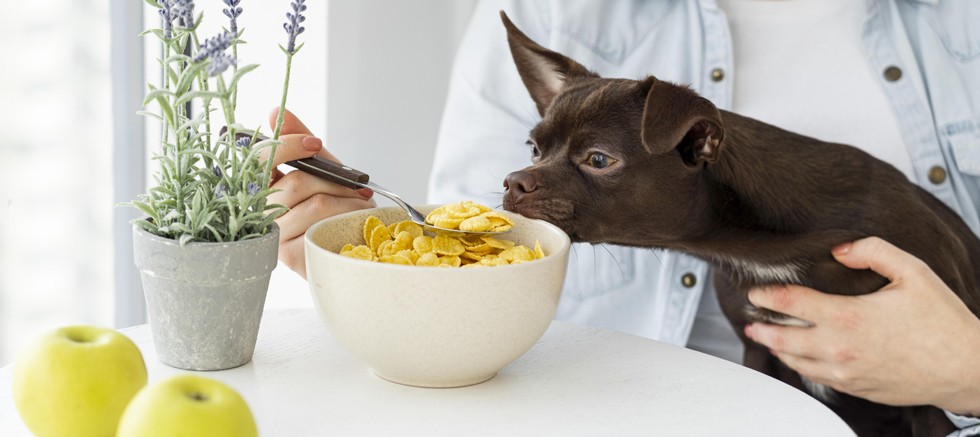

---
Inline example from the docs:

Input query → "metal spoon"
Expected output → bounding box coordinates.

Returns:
[227,128,509,236]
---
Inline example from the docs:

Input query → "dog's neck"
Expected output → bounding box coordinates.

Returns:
[707,111,828,230]
[672,111,864,271]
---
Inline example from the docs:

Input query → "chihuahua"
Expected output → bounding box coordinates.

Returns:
[498,11,980,437]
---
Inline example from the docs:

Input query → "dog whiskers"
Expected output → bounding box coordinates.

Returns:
[596,243,627,280]
[646,247,664,267]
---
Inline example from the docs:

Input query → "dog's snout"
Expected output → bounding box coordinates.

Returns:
[504,171,538,194]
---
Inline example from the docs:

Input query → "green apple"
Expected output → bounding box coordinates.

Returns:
[117,374,259,437]
[12,325,148,437]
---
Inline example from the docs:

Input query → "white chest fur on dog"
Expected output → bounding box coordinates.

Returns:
[716,256,804,284]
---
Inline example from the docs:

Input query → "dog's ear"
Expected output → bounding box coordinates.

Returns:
[501,11,597,116]
[640,77,725,164]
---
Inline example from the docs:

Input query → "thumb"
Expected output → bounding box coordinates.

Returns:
[831,236,925,282]
[268,107,312,136]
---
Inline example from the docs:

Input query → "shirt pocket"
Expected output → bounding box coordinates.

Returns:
[941,118,980,234]
[563,242,635,300]
[925,4,980,61]
[945,118,980,176]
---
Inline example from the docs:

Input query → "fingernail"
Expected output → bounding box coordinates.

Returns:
[832,242,852,255]
[357,188,373,199]
[302,136,322,152]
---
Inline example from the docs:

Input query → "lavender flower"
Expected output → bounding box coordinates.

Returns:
[207,52,236,76]
[212,165,223,178]
[214,182,226,199]
[283,0,306,54]
[158,0,175,39]
[192,31,237,76]
[235,137,252,149]
[222,0,243,36]
[192,31,234,63]
[247,182,260,196]
[172,0,195,29]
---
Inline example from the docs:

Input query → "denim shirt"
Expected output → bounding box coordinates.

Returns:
[428,0,980,431]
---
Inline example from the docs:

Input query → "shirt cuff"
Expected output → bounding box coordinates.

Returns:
[945,410,980,436]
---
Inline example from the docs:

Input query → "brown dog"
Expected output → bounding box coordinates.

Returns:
[497,11,980,437]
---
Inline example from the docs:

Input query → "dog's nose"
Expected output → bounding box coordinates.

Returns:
[503,171,538,194]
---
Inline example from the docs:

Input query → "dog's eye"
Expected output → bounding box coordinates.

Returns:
[587,152,614,169]
[527,140,541,159]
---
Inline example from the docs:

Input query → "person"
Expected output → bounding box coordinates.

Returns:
[267,0,980,431]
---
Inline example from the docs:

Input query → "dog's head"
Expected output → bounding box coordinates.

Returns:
[499,12,726,245]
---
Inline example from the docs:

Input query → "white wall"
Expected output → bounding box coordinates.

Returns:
[264,0,478,308]
[325,0,477,204]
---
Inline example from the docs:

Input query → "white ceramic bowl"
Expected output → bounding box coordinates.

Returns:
[304,205,571,387]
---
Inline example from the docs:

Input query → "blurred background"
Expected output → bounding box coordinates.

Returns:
[0,0,478,366]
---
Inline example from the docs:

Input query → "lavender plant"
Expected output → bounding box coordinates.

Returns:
[129,0,307,245]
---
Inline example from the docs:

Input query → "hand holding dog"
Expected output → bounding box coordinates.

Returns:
[745,236,980,416]
[263,108,376,278]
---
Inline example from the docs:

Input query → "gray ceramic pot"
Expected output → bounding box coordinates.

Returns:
[132,224,279,371]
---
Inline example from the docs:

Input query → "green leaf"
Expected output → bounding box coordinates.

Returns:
[153,94,175,128]
[178,233,195,246]
[227,64,259,92]
[163,53,193,64]
[204,224,224,241]
[136,110,163,121]
[266,204,288,217]
[142,86,174,107]
[174,61,209,96]
[167,64,179,86]
[162,209,183,222]
[175,113,207,133]
[131,201,160,221]
[183,148,220,162]
[171,222,193,234]
[132,219,159,235]
[140,29,165,40]
[228,213,240,235]
[251,138,280,151]
[144,0,162,8]
[174,90,224,108]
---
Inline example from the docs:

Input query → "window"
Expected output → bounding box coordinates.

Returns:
[0,1,114,365]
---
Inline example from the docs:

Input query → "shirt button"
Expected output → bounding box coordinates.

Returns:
[883,66,902,82]
[928,166,947,185]
[681,273,697,288]
[710,68,725,82]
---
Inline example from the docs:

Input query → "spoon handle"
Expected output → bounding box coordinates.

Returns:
[286,156,370,190]
[223,127,370,190]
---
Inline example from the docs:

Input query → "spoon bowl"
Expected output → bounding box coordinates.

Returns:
[286,157,507,236]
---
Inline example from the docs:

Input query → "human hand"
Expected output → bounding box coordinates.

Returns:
[264,108,376,278]
[745,237,980,416]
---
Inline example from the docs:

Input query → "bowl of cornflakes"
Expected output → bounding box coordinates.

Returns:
[304,202,571,387]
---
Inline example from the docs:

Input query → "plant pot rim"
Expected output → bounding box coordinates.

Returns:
[132,221,279,249]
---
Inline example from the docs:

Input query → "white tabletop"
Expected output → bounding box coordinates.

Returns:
[1,308,853,436]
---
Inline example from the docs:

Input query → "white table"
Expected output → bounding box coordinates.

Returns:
[1,308,853,436]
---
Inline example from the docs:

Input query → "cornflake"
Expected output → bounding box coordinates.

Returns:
[338,201,544,267]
